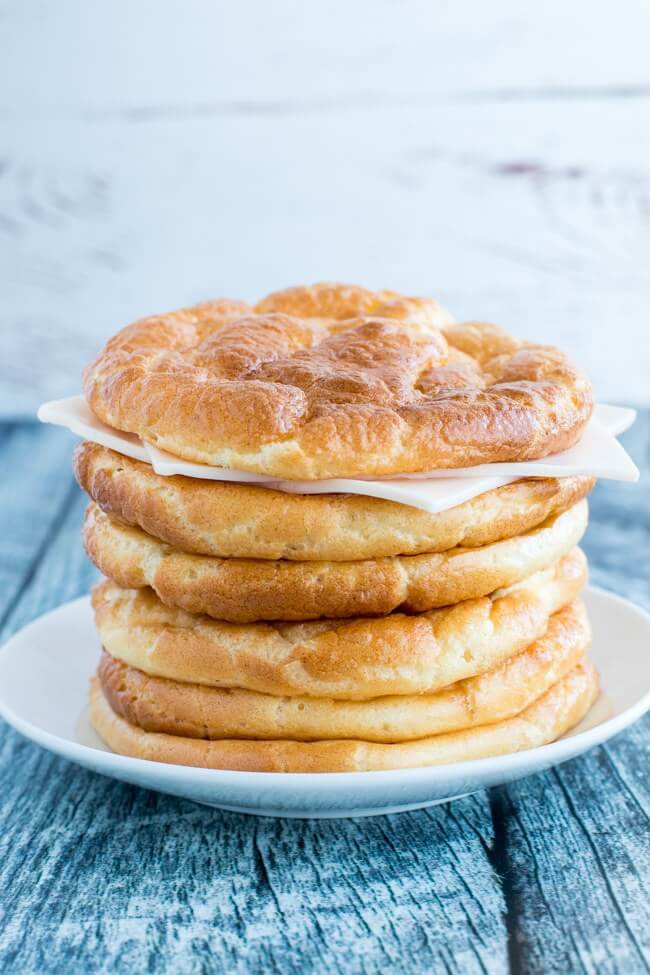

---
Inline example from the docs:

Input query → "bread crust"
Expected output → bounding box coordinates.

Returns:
[82,283,593,479]
[83,499,588,622]
[98,601,589,743]
[88,660,599,772]
[92,549,587,699]
[74,441,594,561]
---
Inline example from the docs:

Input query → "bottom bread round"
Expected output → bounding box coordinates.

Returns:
[89,660,598,773]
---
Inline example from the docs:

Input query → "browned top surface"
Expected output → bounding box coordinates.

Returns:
[83,283,593,478]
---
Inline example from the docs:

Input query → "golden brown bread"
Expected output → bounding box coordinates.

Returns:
[92,549,587,699]
[82,282,593,479]
[89,660,599,772]
[98,600,589,743]
[74,441,594,561]
[83,499,588,622]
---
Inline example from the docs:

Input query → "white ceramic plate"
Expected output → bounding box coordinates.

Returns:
[0,586,649,819]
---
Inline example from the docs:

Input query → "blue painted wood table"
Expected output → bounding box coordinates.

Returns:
[1,418,649,975]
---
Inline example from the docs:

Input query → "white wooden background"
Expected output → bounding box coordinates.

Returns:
[1,0,649,415]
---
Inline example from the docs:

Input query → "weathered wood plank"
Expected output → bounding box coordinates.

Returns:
[0,765,506,975]
[0,482,97,639]
[0,422,508,975]
[493,412,650,975]
[0,417,648,974]
[0,425,84,634]
[582,418,650,609]
[489,719,650,975]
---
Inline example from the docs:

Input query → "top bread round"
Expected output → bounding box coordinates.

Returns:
[83,282,593,479]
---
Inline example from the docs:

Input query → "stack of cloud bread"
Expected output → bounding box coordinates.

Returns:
[75,282,599,773]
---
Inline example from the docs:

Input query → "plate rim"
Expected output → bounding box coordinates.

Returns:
[0,585,649,793]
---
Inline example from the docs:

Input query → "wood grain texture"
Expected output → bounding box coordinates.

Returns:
[490,417,650,974]
[2,4,649,968]
[0,418,648,973]
[1,1,650,415]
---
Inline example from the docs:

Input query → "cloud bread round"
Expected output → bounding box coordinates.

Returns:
[98,600,589,743]
[74,442,595,561]
[82,282,593,479]
[92,548,587,700]
[89,661,599,772]
[83,499,588,622]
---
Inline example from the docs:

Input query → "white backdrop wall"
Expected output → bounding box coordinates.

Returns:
[1,0,650,413]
